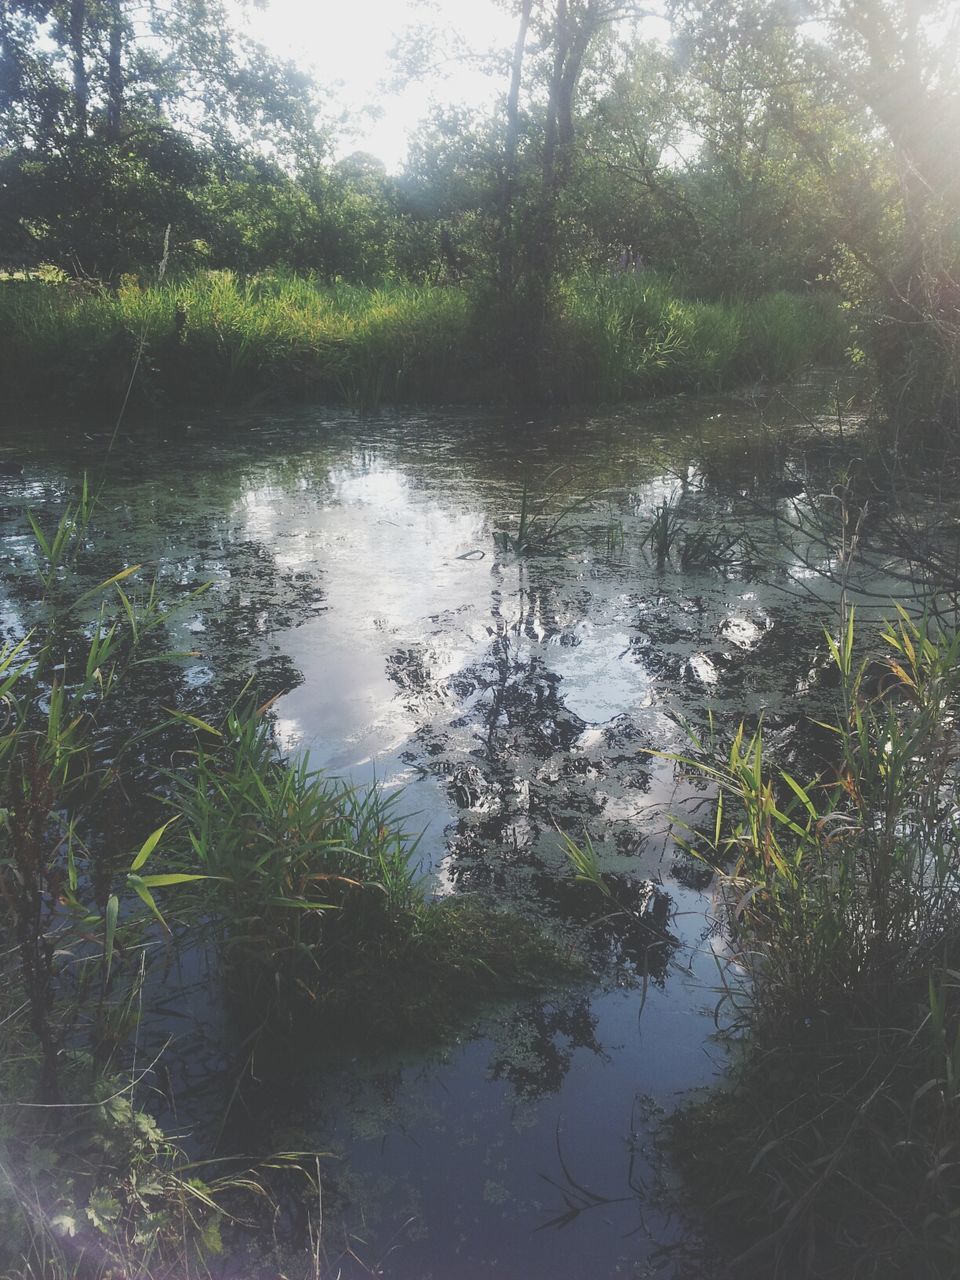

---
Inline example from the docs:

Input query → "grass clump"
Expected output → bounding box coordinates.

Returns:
[641,494,685,569]
[492,468,596,556]
[173,700,584,1041]
[668,605,960,1279]
[0,492,279,1278]
[307,894,588,1046]
[0,270,479,410]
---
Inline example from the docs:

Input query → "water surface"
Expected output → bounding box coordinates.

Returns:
[2,376,896,1276]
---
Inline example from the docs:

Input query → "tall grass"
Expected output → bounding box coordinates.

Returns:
[0,269,850,410]
[173,702,426,1021]
[170,697,582,1039]
[0,270,478,409]
[492,468,596,555]
[555,272,849,401]
[666,606,960,1277]
[0,493,258,1278]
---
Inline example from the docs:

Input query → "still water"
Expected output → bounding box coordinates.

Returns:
[1,376,896,1277]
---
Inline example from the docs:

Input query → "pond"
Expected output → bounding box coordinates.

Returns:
[1,373,898,1277]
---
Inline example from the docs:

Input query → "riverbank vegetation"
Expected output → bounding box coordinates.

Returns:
[4,0,960,1274]
[663,605,960,1278]
[0,270,848,409]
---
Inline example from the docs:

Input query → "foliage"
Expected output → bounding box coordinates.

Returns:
[641,494,685,569]
[0,493,255,1276]
[170,698,585,1037]
[551,272,848,402]
[667,606,960,1277]
[173,702,424,1021]
[0,485,203,1102]
[493,468,597,555]
[1,0,958,428]
[0,0,329,277]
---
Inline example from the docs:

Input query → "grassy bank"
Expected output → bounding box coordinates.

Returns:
[0,269,850,411]
[665,607,960,1278]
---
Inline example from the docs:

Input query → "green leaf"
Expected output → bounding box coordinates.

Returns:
[844,604,856,671]
[267,896,336,910]
[130,816,180,871]
[137,872,214,887]
[87,1190,122,1232]
[126,874,167,929]
[26,1146,59,1177]
[26,510,52,560]
[132,650,201,665]
[780,771,817,819]
[162,708,222,737]
[200,1213,224,1256]
[73,563,143,609]
[104,894,119,983]
[67,832,78,893]
[115,584,137,638]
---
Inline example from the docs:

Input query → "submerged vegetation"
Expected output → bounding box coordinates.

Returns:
[0,270,847,411]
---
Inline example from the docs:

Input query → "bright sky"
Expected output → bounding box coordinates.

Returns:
[241,0,520,170]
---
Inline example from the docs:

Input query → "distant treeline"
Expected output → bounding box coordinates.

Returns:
[1,0,957,423]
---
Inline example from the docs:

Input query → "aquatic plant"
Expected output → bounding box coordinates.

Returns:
[559,827,676,1014]
[553,272,848,403]
[640,494,685,569]
[0,498,266,1277]
[173,700,424,1019]
[0,487,202,1101]
[605,517,625,554]
[668,606,960,1277]
[678,526,741,571]
[0,494,581,1277]
[493,469,595,556]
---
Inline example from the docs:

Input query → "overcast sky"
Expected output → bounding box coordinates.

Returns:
[240,0,519,170]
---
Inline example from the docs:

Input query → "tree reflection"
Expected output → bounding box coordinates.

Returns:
[487,992,606,1101]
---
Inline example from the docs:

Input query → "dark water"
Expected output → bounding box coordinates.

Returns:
[1,376,898,1277]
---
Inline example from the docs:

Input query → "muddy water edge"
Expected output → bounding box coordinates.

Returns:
[2,375,903,1278]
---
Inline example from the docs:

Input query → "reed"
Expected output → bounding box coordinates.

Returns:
[172,700,425,1020]
[554,273,848,402]
[641,494,685,569]
[493,469,596,556]
[666,607,960,1277]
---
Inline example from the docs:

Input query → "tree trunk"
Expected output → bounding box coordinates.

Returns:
[69,0,87,139]
[527,0,601,392]
[496,0,533,292]
[106,0,124,141]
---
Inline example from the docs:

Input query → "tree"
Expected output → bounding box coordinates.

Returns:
[795,0,960,424]
[489,0,640,391]
[0,0,328,273]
